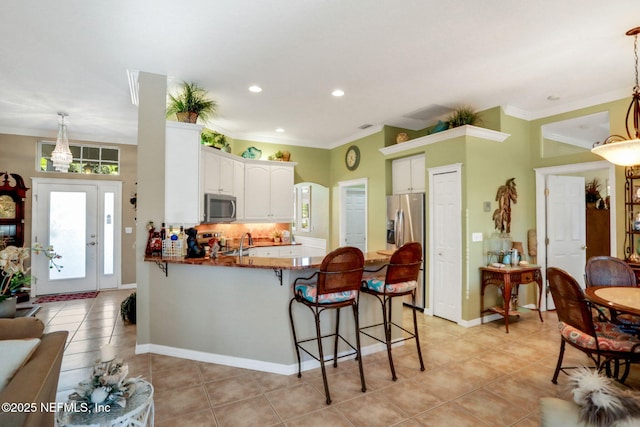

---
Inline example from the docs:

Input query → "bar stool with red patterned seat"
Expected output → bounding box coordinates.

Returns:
[288,246,366,405]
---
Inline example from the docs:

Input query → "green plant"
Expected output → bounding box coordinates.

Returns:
[166,81,217,123]
[201,128,227,148]
[120,292,136,324]
[447,106,482,128]
[268,150,284,161]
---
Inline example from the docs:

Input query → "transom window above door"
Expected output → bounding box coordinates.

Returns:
[38,141,120,175]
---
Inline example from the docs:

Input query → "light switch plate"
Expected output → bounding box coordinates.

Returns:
[472,232,483,242]
[483,201,491,212]
[125,227,133,234]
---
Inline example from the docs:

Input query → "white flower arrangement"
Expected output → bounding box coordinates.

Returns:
[67,345,140,411]
[0,244,62,302]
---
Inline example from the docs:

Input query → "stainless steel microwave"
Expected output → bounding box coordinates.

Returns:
[203,193,236,223]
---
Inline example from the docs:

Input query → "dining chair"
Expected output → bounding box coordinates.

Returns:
[288,246,366,405]
[359,242,424,381]
[585,256,640,332]
[547,267,640,384]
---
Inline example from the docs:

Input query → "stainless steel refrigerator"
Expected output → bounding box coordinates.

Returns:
[386,193,426,309]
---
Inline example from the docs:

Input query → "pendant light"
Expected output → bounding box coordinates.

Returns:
[591,27,640,166]
[51,112,73,172]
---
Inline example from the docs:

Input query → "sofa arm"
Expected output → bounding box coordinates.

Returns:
[0,330,68,427]
[0,318,45,340]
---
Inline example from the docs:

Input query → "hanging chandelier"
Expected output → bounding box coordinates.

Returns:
[51,112,73,172]
[591,27,640,166]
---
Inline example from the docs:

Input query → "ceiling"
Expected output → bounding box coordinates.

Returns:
[1,1,640,149]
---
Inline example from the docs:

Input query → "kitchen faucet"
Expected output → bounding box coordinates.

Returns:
[239,232,253,256]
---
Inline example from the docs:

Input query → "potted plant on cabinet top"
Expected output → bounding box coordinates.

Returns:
[446,106,482,128]
[166,81,217,124]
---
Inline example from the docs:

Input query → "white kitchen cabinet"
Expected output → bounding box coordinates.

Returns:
[233,160,245,220]
[278,245,302,257]
[248,245,302,258]
[392,154,425,194]
[248,246,278,257]
[202,148,234,195]
[165,121,204,225]
[244,163,294,222]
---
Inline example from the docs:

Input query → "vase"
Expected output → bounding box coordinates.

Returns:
[396,133,409,143]
[176,112,199,123]
[0,297,17,318]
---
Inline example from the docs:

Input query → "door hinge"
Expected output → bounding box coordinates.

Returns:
[544,188,549,196]
[545,237,550,245]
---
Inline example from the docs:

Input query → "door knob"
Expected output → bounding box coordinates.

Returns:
[87,242,96,246]
[581,245,587,250]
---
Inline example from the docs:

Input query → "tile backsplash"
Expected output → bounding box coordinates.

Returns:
[196,223,291,244]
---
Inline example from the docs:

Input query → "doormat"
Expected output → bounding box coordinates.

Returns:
[34,291,99,304]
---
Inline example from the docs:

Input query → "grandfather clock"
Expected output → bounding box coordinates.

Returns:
[0,172,29,248]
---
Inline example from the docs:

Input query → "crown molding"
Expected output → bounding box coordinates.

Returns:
[503,88,630,121]
[379,125,509,156]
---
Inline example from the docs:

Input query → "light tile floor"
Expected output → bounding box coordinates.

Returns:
[37,289,640,426]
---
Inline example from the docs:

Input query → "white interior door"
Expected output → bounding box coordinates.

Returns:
[546,175,586,308]
[430,166,462,322]
[345,187,366,252]
[339,179,367,253]
[32,179,121,295]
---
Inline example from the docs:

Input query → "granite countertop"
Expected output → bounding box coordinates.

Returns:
[144,251,390,271]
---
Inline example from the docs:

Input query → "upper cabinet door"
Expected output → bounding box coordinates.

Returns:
[202,150,221,194]
[218,156,234,194]
[165,122,204,225]
[392,154,425,194]
[270,165,294,221]
[244,163,294,221]
[244,163,271,219]
[233,160,245,220]
[410,155,425,193]
[202,149,234,195]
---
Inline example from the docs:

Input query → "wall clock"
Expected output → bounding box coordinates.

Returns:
[345,145,360,171]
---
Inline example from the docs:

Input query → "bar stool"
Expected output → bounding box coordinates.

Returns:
[288,246,366,405]
[360,242,424,381]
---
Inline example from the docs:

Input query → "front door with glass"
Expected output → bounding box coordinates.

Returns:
[31,179,120,295]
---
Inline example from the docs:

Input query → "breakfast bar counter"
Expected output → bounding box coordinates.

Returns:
[140,251,394,375]
[144,251,390,270]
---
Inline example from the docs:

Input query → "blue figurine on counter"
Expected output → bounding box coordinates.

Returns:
[185,227,205,258]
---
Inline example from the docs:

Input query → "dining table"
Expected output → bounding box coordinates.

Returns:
[584,286,640,317]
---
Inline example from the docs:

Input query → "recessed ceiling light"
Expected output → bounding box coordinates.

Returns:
[249,85,262,93]
[275,128,285,133]
[332,89,345,97]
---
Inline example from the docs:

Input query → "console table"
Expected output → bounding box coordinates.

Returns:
[480,265,544,333]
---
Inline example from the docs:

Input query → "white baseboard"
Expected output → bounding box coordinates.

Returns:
[135,341,394,376]
[119,283,137,289]
[422,304,542,328]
